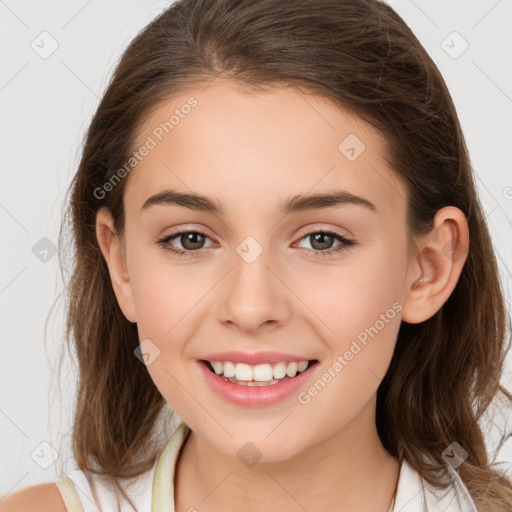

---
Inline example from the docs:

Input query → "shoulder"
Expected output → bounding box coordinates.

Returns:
[0,483,67,512]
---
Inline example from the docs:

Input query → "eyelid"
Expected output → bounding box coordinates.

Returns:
[155,226,216,247]
[156,223,352,245]
[156,224,215,240]
[294,223,353,240]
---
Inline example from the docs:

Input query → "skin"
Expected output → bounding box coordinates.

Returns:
[96,79,469,512]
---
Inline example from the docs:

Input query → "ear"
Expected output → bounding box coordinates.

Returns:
[96,207,137,323]
[402,206,469,324]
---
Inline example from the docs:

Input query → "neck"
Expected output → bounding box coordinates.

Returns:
[175,398,399,512]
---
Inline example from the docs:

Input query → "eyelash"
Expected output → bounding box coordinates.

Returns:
[156,228,355,258]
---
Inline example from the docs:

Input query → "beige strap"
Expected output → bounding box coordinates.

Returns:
[55,476,86,512]
[152,422,191,512]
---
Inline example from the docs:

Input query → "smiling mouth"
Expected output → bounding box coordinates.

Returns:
[200,359,319,386]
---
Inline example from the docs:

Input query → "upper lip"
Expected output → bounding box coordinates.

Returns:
[200,351,316,365]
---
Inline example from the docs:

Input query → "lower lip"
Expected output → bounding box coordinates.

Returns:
[197,360,319,407]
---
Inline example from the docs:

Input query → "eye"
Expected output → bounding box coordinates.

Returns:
[157,229,215,258]
[156,228,355,258]
[294,230,354,257]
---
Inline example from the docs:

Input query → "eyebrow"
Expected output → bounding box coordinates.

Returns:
[141,188,377,215]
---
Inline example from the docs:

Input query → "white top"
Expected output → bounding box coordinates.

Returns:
[56,422,478,512]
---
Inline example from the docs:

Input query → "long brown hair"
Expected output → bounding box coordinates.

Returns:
[58,0,512,509]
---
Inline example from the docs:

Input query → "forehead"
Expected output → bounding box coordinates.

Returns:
[126,79,407,223]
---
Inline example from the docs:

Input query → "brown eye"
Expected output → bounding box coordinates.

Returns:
[157,229,215,257]
[309,232,336,251]
[295,230,354,256]
[178,232,206,250]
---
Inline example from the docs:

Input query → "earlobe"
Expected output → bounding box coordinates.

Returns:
[95,207,137,323]
[401,206,469,324]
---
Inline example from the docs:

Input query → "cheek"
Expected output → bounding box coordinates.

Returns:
[296,312,400,442]
[296,241,406,395]
[129,246,214,339]
[295,254,405,428]
[296,240,407,338]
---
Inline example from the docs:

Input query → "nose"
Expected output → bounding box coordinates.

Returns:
[217,241,290,333]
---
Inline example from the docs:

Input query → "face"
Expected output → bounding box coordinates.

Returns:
[103,79,415,461]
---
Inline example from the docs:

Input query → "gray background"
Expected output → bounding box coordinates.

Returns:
[1,0,511,497]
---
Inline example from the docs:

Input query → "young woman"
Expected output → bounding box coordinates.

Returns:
[4,0,512,510]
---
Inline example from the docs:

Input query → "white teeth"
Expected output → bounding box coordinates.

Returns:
[207,359,312,382]
[286,362,298,377]
[297,361,308,372]
[253,364,274,381]
[273,362,287,379]
[223,361,236,378]
[235,363,253,381]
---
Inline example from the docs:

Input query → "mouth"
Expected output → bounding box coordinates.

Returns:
[199,359,320,386]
